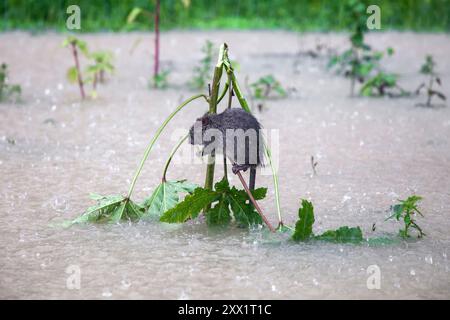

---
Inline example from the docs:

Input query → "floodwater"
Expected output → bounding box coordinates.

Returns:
[0,31,449,299]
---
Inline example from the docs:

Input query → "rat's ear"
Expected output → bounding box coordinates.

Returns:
[197,116,210,126]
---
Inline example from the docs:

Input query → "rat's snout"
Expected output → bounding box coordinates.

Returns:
[189,120,204,145]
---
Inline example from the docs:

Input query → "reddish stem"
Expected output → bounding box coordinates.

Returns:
[71,42,85,100]
[153,0,160,83]
[236,171,275,232]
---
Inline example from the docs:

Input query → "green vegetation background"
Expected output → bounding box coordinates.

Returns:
[1,0,449,32]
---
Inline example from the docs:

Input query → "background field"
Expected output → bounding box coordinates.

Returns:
[1,0,450,32]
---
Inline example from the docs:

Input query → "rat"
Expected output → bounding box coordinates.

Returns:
[189,108,264,190]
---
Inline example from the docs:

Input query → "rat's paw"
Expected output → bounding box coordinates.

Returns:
[232,163,249,174]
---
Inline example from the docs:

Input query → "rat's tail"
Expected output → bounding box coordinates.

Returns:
[249,167,256,190]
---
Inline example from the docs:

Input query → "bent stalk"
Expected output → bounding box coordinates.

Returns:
[162,134,189,182]
[236,171,275,232]
[127,94,208,199]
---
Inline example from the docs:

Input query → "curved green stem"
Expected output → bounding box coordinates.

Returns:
[162,134,189,182]
[126,94,208,199]
[216,81,229,105]
[230,72,251,113]
[264,143,282,225]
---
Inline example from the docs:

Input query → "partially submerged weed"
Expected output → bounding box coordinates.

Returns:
[72,44,283,231]
[249,75,286,111]
[86,51,114,90]
[63,36,115,99]
[152,69,170,89]
[387,195,425,238]
[292,199,363,243]
[63,36,88,99]
[127,0,162,89]
[416,55,446,107]
[0,63,21,103]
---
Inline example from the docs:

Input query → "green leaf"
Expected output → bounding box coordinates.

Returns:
[142,180,197,217]
[160,187,219,223]
[77,40,89,56]
[292,199,315,241]
[71,194,145,224]
[206,195,231,226]
[315,226,363,244]
[228,187,263,227]
[127,7,143,24]
[66,66,78,83]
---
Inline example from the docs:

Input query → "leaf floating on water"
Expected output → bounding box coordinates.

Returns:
[142,180,197,217]
[315,226,364,244]
[71,194,145,225]
[291,199,363,244]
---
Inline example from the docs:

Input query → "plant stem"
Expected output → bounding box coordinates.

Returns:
[426,76,433,106]
[230,73,251,112]
[162,134,189,182]
[264,142,283,225]
[127,94,208,199]
[236,171,275,232]
[204,44,226,194]
[153,0,160,85]
[71,42,85,99]
[222,72,234,180]
[216,81,229,105]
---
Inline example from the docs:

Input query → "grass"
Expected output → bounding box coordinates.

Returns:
[1,0,449,32]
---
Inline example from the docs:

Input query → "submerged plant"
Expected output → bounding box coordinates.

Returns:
[0,63,21,102]
[292,199,363,243]
[189,40,214,90]
[72,44,283,231]
[152,69,170,89]
[328,0,370,96]
[387,195,425,238]
[416,55,446,107]
[63,36,89,99]
[86,51,114,88]
[360,70,404,97]
[249,75,286,111]
[63,37,115,99]
[127,0,162,89]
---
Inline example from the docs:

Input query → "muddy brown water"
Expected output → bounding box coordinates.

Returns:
[0,31,449,299]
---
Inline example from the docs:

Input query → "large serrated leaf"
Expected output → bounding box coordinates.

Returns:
[71,194,145,225]
[292,199,315,241]
[206,195,231,226]
[160,188,219,223]
[228,186,264,227]
[142,180,197,217]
